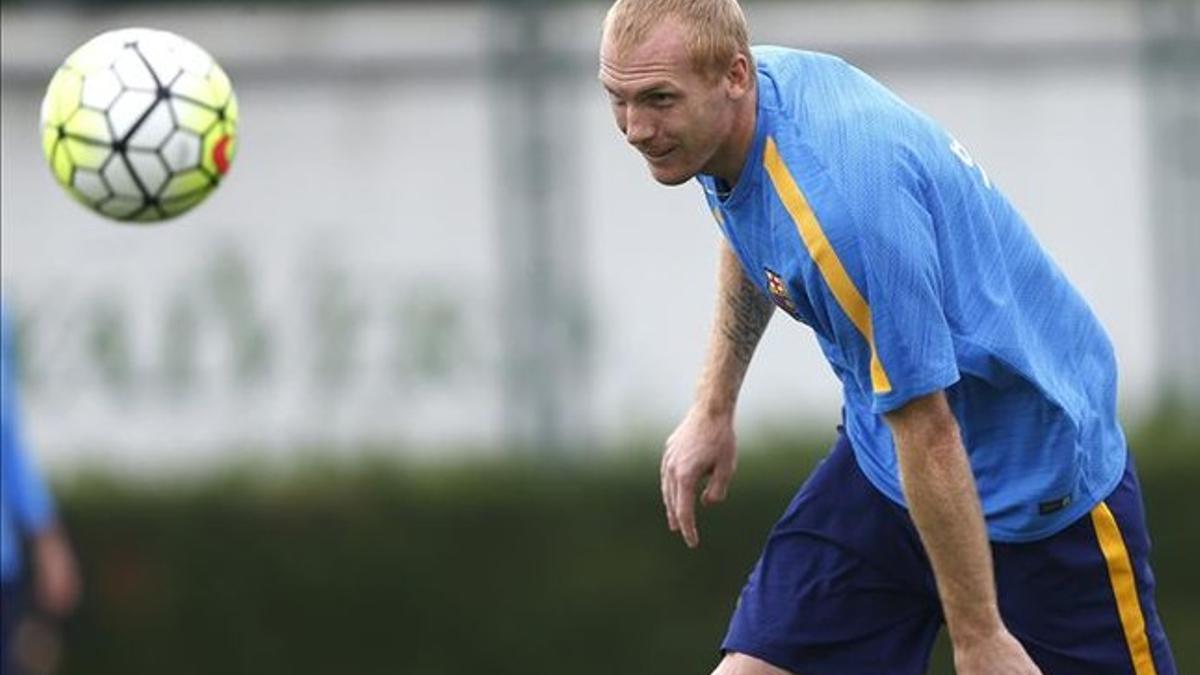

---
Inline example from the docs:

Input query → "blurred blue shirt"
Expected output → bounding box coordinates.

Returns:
[698,48,1126,542]
[1,304,56,582]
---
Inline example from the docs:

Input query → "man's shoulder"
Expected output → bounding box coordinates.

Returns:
[754,49,905,148]
[751,45,842,70]
[0,304,11,360]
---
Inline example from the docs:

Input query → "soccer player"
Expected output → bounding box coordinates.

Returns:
[1,303,80,675]
[597,1,1176,673]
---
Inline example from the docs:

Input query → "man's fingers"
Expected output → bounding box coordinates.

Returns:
[701,460,733,506]
[701,476,728,506]
[661,451,680,531]
[662,468,679,531]
[674,475,700,548]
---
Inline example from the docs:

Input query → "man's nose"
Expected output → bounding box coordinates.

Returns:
[625,107,654,147]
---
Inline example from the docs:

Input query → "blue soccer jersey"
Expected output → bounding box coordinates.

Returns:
[700,47,1127,541]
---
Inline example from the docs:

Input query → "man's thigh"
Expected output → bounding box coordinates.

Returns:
[720,434,943,675]
[712,652,795,675]
[994,454,1176,675]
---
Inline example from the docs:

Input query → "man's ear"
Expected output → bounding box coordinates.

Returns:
[726,53,751,99]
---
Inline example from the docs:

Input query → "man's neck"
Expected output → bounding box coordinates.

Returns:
[710,85,758,187]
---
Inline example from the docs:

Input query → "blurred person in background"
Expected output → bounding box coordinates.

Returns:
[598,1,1176,674]
[1,302,81,675]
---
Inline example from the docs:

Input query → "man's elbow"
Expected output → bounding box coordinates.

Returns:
[885,391,964,467]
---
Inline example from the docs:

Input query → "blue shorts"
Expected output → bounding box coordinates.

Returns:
[722,433,1176,674]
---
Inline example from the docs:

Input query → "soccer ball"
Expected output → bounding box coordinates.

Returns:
[40,28,238,223]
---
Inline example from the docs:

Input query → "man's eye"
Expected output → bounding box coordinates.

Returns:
[649,93,674,106]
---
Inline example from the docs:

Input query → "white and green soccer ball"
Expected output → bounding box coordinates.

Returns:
[40,28,238,223]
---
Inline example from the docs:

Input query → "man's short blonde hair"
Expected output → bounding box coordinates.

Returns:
[602,0,753,79]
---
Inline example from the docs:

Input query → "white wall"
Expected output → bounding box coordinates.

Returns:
[0,1,1158,471]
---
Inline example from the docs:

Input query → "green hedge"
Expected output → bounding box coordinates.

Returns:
[52,426,1197,674]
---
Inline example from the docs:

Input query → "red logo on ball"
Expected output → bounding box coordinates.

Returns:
[212,135,232,175]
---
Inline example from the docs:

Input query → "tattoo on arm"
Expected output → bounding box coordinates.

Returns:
[719,271,774,366]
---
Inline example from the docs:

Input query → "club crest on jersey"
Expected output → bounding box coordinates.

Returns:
[764,268,801,320]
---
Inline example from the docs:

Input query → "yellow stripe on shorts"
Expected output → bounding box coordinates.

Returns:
[1091,501,1157,675]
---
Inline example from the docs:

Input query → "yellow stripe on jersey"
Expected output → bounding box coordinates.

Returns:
[762,137,892,394]
[1091,502,1158,675]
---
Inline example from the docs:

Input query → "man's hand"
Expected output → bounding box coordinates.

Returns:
[954,629,1043,674]
[661,405,738,548]
[32,524,81,617]
[660,242,766,549]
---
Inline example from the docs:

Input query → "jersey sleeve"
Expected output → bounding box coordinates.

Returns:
[790,146,960,415]
[852,175,960,413]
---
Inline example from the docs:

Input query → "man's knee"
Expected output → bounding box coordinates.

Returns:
[711,651,796,675]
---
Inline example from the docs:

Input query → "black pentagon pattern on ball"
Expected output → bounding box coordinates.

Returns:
[156,68,223,215]
[45,65,93,203]
[71,169,110,203]
[51,36,232,222]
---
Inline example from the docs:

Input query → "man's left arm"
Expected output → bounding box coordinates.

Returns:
[2,319,81,617]
[885,391,1040,675]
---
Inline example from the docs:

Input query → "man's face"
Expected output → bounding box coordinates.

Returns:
[599,20,734,186]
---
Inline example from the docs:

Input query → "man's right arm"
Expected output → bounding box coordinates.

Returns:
[661,240,773,548]
[695,241,775,418]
